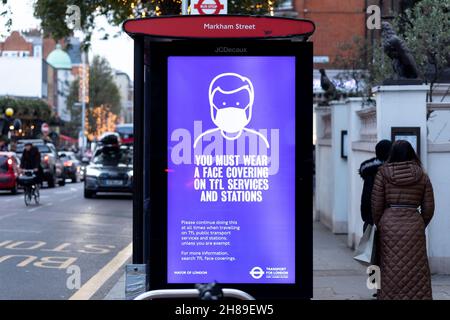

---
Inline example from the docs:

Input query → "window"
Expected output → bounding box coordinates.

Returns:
[2,50,30,58]
[0,156,9,173]
[278,0,293,10]
[3,51,18,57]
[93,147,132,166]
[34,45,42,58]
[16,144,51,154]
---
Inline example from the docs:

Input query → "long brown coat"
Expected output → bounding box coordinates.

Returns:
[371,161,434,300]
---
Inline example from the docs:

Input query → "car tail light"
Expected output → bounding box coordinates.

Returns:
[64,161,73,167]
[7,158,13,171]
[44,155,49,163]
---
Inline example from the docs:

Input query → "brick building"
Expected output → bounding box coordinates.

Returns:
[294,0,366,68]
[0,31,82,122]
[276,0,420,94]
[278,0,420,69]
[0,31,34,57]
[0,30,61,59]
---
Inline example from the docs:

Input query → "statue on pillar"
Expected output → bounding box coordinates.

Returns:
[319,69,339,105]
[381,21,420,82]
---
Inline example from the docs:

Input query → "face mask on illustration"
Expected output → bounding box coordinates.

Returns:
[213,106,250,133]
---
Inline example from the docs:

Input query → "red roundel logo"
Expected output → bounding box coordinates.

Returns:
[194,0,225,15]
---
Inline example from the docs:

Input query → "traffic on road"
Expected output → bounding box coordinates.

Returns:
[0,178,132,300]
[0,132,133,300]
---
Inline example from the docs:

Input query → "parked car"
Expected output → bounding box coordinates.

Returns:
[115,123,133,145]
[84,144,133,198]
[16,139,65,188]
[79,156,90,182]
[58,151,81,183]
[0,152,20,194]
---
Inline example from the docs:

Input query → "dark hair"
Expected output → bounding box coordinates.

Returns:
[375,139,392,161]
[387,140,421,166]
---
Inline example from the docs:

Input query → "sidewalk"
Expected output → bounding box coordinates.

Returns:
[104,222,450,300]
[313,221,450,300]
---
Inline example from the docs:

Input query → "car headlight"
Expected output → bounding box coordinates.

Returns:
[86,167,102,177]
[128,170,133,178]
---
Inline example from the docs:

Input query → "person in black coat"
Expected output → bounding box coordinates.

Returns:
[359,140,392,232]
[20,143,43,184]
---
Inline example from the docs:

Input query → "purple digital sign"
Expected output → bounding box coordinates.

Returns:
[167,56,296,284]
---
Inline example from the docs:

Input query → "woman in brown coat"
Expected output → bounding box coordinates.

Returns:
[372,140,435,300]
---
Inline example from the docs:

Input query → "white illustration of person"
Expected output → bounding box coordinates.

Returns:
[193,72,270,149]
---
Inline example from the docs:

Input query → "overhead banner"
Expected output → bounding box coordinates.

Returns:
[167,56,296,284]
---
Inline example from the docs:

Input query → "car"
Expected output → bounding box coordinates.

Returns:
[0,152,20,194]
[79,156,90,182]
[115,123,133,145]
[58,151,81,183]
[84,144,133,198]
[16,139,66,188]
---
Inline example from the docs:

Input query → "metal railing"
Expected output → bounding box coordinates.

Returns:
[134,288,255,301]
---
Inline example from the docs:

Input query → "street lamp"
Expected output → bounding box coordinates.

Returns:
[5,108,14,118]
[80,49,87,157]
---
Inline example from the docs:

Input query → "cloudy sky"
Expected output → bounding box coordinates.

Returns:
[0,0,134,80]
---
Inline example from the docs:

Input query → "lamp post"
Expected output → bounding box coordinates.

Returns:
[80,50,87,157]
[2,108,15,141]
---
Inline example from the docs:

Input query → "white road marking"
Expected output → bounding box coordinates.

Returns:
[54,190,72,194]
[0,212,19,221]
[60,195,79,202]
[69,242,132,300]
[0,228,41,234]
[27,206,41,213]
[27,202,53,213]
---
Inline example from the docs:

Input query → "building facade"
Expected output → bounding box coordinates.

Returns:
[113,70,133,124]
[0,31,46,98]
[0,31,83,123]
[46,44,74,123]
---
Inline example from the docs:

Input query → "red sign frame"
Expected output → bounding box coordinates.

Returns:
[123,15,315,39]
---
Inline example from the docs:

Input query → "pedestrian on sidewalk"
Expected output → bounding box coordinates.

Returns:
[359,139,392,232]
[372,140,435,300]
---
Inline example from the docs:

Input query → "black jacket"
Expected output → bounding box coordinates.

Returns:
[21,147,41,170]
[359,157,383,225]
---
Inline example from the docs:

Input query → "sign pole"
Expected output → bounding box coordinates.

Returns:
[182,0,189,15]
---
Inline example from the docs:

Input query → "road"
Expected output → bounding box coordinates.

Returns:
[0,182,132,300]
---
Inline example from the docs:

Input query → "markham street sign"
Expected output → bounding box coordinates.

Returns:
[124,15,315,299]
